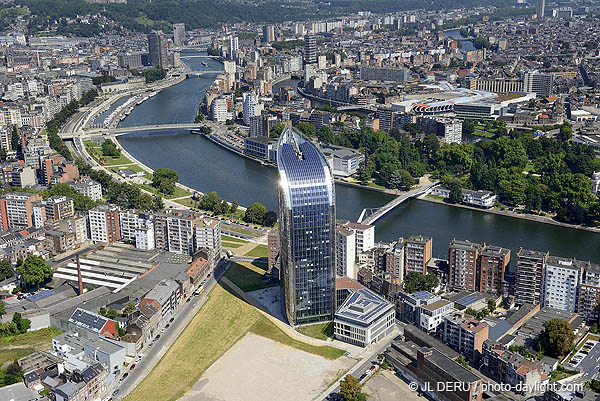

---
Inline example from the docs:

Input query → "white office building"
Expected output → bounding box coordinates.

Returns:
[523,71,553,97]
[334,288,395,347]
[339,221,375,254]
[70,178,103,201]
[542,256,583,312]
[419,299,454,333]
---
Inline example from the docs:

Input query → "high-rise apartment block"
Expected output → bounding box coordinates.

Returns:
[148,32,170,69]
[88,205,121,244]
[448,239,480,292]
[0,192,43,229]
[304,35,317,65]
[405,235,432,275]
[173,23,185,46]
[278,127,336,325]
[514,248,549,305]
[542,257,583,312]
[479,245,510,295]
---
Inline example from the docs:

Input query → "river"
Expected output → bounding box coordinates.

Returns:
[445,29,475,52]
[117,50,600,264]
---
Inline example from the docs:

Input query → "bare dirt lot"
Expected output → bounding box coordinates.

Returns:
[364,369,424,401]
[178,332,355,401]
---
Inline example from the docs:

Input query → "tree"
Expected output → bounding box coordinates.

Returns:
[295,122,316,137]
[116,322,126,337]
[11,126,19,152]
[16,255,53,289]
[153,195,164,212]
[199,192,222,212]
[456,355,470,369]
[263,211,277,227]
[152,168,179,195]
[105,308,118,319]
[0,259,12,281]
[229,200,239,214]
[462,119,475,135]
[244,202,267,224]
[101,139,121,158]
[122,301,136,316]
[11,312,30,333]
[448,181,462,204]
[403,272,439,293]
[538,318,574,358]
[488,299,496,313]
[270,123,285,138]
[559,123,572,142]
[339,374,366,401]
[0,301,5,318]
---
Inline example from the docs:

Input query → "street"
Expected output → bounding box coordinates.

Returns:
[108,258,231,401]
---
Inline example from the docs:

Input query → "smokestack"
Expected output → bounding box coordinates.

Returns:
[77,255,83,295]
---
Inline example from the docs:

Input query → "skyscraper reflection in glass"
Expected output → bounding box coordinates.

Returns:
[277,127,336,326]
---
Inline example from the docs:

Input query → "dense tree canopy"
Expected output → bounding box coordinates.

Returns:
[16,255,53,289]
[403,272,439,293]
[538,318,575,359]
[152,168,179,195]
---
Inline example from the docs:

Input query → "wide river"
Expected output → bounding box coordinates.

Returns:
[117,50,600,264]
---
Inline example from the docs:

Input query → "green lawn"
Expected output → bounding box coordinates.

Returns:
[221,235,248,244]
[224,261,276,292]
[173,198,196,207]
[250,317,344,360]
[245,245,268,258]
[223,225,262,238]
[222,242,243,248]
[137,183,192,199]
[103,153,134,166]
[296,322,334,341]
[109,164,145,173]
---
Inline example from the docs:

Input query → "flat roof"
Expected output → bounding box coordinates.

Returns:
[423,347,480,383]
[335,288,393,326]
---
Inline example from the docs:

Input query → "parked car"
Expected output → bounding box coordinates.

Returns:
[123,372,128,379]
[155,335,161,340]
[169,318,174,323]
[112,389,119,397]
[130,364,136,370]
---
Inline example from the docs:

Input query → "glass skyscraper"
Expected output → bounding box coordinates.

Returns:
[277,127,336,326]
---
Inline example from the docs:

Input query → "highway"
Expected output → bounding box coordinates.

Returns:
[110,258,231,401]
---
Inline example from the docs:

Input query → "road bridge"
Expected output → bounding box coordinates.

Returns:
[60,123,206,139]
[358,182,438,225]
[179,55,221,59]
[187,70,223,76]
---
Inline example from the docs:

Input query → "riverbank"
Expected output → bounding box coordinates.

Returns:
[420,195,600,234]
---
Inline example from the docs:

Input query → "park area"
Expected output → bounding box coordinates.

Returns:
[125,281,346,401]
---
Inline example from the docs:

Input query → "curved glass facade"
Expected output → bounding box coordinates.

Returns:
[277,127,336,325]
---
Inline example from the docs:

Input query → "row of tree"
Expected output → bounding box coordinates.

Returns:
[46,88,99,160]
[196,191,277,227]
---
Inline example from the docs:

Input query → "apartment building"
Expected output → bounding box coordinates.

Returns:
[542,256,583,312]
[399,291,442,325]
[443,314,489,364]
[87,205,121,244]
[0,192,43,229]
[70,178,102,201]
[479,245,510,295]
[339,221,375,254]
[335,225,356,278]
[419,299,454,334]
[405,235,432,275]
[45,196,75,221]
[514,248,549,305]
[385,239,405,281]
[448,239,480,292]
[194,217,221,264]
[578,262,600,322]
[140,279,179,322]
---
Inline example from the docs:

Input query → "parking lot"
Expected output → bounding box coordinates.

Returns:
[569,337,600,379]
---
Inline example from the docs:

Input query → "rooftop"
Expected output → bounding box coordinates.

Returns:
[335,288,394,327]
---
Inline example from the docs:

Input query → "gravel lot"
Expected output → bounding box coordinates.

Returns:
[178,333,354,401]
